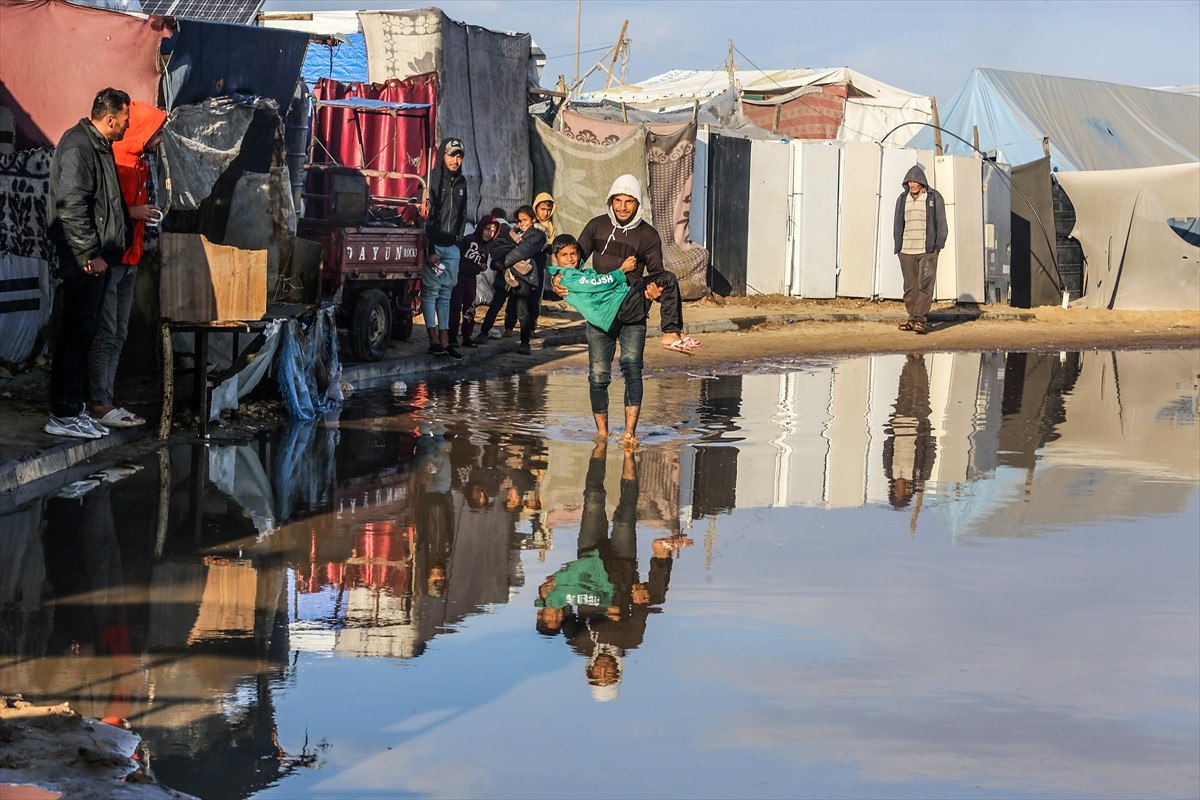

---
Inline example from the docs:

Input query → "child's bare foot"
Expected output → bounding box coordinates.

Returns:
[661,334,699,354]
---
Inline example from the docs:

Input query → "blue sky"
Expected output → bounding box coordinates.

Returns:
[263,0,1200,101]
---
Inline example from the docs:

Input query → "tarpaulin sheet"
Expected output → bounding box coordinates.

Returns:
[361,8,531,218]
[529,117,649,245]
[310,75,437,204]
[160,98,259,211]
[0,252,52,363]
[907,68,1200,171]
[163,17,309,114]
[1009,157,1061,308]
[0,0,170,148]
[302,32,369,86]
[1057,163,1200,310]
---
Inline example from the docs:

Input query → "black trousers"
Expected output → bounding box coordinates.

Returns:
[613,269,683,334]
[49,264,111,417]
[508,280,541,345]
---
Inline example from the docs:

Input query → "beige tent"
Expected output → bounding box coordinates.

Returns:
[1057,162,1200,310]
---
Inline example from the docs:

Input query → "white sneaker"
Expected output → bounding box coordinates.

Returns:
[487,328,502,339]
[44,414,102,439]
[79,411,110,437]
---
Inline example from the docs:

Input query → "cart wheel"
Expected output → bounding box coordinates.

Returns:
[350,289,391,361]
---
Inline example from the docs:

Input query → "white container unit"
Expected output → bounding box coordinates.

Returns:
[787,142,840,298]
[875,147,936,299]
[744,140,791,295]
[934,155,986,302]
[836,140,881,298]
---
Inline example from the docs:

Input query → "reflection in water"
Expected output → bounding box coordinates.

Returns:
[536,442,691,701]
[0,349,1196,798]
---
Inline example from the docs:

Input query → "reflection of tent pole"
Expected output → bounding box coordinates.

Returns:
[705,515,717,571]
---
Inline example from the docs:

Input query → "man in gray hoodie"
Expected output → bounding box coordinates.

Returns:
[892,165,947,334]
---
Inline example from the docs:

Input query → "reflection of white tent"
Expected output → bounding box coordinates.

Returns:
[907,68,1200,171]
[1057,163,1200,310]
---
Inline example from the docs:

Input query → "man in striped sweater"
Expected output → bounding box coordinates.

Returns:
[892,165,947,334]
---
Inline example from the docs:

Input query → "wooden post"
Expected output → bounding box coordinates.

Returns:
[972,124,979,153]
[157,321,173,439]
[620,101,628,123]
[1042,136,1051,157]
[573,0,582,85]
[772,103,782,134]
[603,20,629,90]
[930,96,942,155]
[692,99,700,123]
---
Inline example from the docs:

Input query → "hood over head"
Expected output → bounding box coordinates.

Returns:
[113,100,167,168]
[902,164,929,190]
[605,173,645,231]
[472,214,497,243]
[533,192,555,213]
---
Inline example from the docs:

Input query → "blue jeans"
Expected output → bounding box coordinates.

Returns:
[421,245,460,331]
[586,321,646,415]
[88,264,136,407]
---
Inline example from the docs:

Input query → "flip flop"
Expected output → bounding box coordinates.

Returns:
[898,321,914,331]
[98,407,146,428]
[661,338,696,355]
[912,321,927,335]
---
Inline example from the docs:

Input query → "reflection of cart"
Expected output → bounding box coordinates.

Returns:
[299,98,435,361]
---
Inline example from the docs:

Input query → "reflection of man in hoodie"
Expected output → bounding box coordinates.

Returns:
[548,441,692,702]
[892,165,947,334]
[569,175,691,446]
[883,353,938,510]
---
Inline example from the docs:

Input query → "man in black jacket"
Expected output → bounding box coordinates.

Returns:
[45,88,132,439]
[423,138,468,359]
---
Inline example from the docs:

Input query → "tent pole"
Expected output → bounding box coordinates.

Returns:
[1042,136,1050,157]
[973,124,979,152]
[930,96,942,155]
[574,0,582,85]
[603,20,629,90]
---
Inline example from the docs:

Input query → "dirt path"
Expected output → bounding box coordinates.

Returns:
[528,305,1200,375]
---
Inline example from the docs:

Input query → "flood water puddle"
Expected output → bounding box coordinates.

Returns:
[2,350,1197,799]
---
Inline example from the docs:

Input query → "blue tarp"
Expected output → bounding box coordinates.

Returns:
[164,18,310,113]
[315,98,431,112]
[907,68,1200,171]
[302,32,368,87]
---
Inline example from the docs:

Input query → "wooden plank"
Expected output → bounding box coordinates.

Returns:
[160,233,267,322]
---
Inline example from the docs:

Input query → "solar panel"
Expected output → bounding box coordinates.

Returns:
[140,0,264,25]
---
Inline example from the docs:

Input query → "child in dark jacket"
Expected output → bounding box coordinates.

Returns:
[449,215,498,348]
[490,205,545,354]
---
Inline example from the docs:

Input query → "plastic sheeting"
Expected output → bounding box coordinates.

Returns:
[163,17,309,115]
[160,99,260,211]
[1009,157,1061,308]
[209,319,281,422]
[907,68,1200,171]
[301,33,369,86]
[0,0,170,148]
[0,252,52,363]
[1057,163,1200,310]
[361,8,532,218]
[275,306,343,421]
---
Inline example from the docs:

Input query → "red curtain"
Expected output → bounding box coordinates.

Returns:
[309,74,438,207]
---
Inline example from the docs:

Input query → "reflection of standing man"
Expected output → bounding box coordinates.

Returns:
[892,165,947,335]
[883,354,938,513]
[45,88,132,439]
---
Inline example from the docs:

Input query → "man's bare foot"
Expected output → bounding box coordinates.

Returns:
[661,334,699,354]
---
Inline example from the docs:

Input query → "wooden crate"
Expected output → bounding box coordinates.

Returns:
[159,233,267,321]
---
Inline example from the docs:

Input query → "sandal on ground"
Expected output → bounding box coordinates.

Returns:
[912,321,927,335]
[98,407,146,428]
[898,321,914,331]
[661,337,697,355]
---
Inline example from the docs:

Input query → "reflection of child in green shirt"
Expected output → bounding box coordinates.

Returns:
[535,549,615,610]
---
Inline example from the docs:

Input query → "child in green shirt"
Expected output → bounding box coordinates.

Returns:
[549,234,699,353]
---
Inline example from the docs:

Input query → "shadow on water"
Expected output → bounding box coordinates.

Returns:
[1,349,1197,798]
